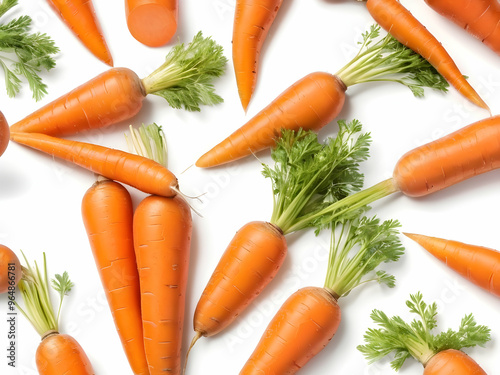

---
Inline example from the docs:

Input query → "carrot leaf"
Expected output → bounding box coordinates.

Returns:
[52,271,74,324]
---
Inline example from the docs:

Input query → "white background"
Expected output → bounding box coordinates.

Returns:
[1,0,500,374]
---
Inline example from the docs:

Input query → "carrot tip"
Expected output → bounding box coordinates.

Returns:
[183,331,202,375]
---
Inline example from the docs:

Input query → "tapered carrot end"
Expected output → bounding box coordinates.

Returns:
[126,3,178,47]
[103,54,114,67]
[195,153,211,168]
[183,331,202,375]
[403,232,421,241]
[239,93,251,113]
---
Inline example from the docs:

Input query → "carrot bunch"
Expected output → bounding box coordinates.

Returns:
[359,292,491,373]
[241,215,404,373]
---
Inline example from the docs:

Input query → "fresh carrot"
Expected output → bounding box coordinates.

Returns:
[359,292,490,374]
[233,0,283,111]
[46,0,113,65]
[424,0,500,55]
[364,0,488,110]
[9,131,179,197]
[81,178,149,375]
[10,32,227,136]
[0,244,21,293]
[405,233,500,298]
[16,253,95,375]
[126,0,178,47]
[241,216,403,374]
[196,25,448,168]
[0,111,9,157]
[128,124,192,375]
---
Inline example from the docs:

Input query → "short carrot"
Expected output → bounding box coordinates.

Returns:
[10,32,227,136]
[359,292,490,374]
[364,0,489,110]
[0,111,9,157]
[405,233,500,298]
[424,0,500,55]
[126,0,178,47]
[233,0,283,111]
[0,244,21,293]
[196,25,448,168]
[82,179,149,375]
[46,0,113,65]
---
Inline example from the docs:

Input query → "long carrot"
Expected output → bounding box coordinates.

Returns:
[0,244,21,293]
[81,179,149,375]
[9,131,179,197]
[233,0,283,111]
[424,0,500,55]
[359,292,490,374]
[0,111,9,157]
[364,0,488,110]
[126,0,178,47]
[196,25,449,168]
[405,233,500,297]
[46,0,113,66]
[9,32,227,136]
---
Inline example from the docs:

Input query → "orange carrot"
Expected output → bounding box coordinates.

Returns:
[82,179,149,375]
[0,111,9,157]
[233,0,283,111]
[9,33,227,136]
[126,0,178,47]
[405,233,500,297]
[424,0,500,55]
[9,131,179,197]
[46,0,113,66]
[196,25,449,168]
[0,244,21,293]
[365,0,488,110]
[424,350,487,375]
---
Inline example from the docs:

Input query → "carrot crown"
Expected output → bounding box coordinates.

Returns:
[358,292,491,370]
[141,31,228,111]
[125,123,168,167]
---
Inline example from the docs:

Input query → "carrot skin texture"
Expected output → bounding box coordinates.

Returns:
[133,195,192,375]
[393,115,500,197]
[196,72,346,168]
[424,349,487,375]
[405,233,500,298]
[425,0,500,54]
[365,0,488,110]
[194,221,287,336]
[0,111,9,157]
[0,245,21,293]
[240,287,341,374]
[10,68,145,136]
[233,0,284,111]
[46,0,113,66]
[81,180,149,375]
[36,333,95,375]
[10,131,178,197]
[126,0,178,47]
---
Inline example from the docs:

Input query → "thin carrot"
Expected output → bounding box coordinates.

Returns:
[405,233,500,297]
[81,179,149,375]
[424,0,500,55]
[233,0,283,111]
[126,0,178,47]
[364,0,488,110]
[0,244,21,293]
[359,292,490,374]
[10,32,227,136]
[9,131,179,197]
[196,25,448,168]
[0,111,9,157]
[46,0,113,66]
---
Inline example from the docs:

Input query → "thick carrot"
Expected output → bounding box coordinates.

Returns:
[233,0,284,111]
[81,179,149,375]
[404,233,500,297]
[0,244,21,293]
[9,131,179,197]
[46,0,113,66]
[0,111,8,157]
[424,349,486,375]
[365,0,488,110]
[424,0,500,55]
[133,195,192,375]
[126,0,178,47]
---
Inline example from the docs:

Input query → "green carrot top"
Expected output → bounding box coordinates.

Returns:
[125,122,168,167]
[358,292,491,370]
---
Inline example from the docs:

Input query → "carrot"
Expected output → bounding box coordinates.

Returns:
[196,25,449,168]
[233,0,283,111]
[404,233,500,298]
[359,292,490,374]
[0,244,21,293]
[81,179,149,375]
[0,111,9,157]
[9,32,227,136]
[241,216,403,374]
[424,0,500,55]
[9,131,179,197]
[126,0,178,47]
[365,0,489,110]
[46,0,113,66]
[16,253,95,375]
